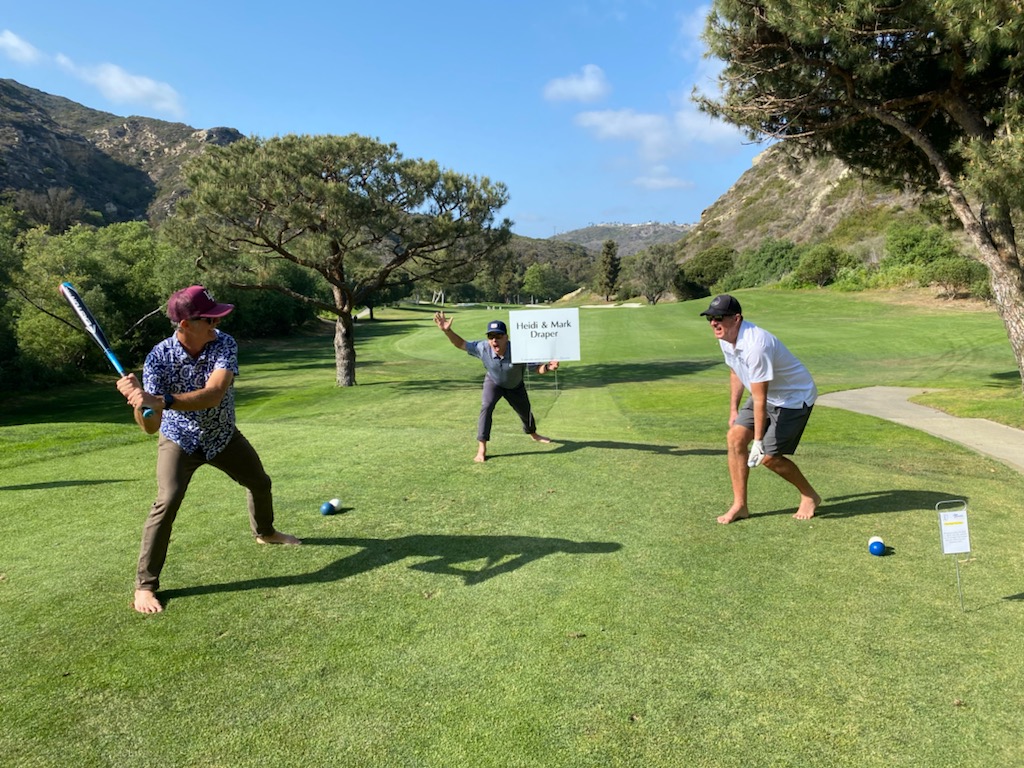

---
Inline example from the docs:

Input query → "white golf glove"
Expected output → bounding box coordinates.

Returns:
[747,439,766,468]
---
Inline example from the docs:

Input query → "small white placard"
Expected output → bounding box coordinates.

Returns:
[939,509,971,555]
[509,308,581,363]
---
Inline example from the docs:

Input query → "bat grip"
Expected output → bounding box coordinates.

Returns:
[105,350,154,418]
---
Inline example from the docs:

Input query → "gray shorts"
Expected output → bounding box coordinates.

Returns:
[735,399,813,456]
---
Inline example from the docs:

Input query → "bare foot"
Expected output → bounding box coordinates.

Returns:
[256,531,302,545]
[717,507,751,525]
[474,452,487,463]
[793,492,822,520]
[530,433,551,444]
[133,589,163,614]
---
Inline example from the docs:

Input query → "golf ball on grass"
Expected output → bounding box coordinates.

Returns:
[320,498,341,515]
[868,536,885,556]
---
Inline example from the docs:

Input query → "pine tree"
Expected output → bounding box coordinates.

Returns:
[595,239,620,301]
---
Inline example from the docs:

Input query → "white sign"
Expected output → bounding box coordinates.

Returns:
[938,508,971,555]
[508,308,581,363]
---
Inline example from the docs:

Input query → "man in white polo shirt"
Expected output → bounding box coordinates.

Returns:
[701,294,821,524]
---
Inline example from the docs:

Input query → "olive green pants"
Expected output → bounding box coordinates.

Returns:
[135,429,275,592]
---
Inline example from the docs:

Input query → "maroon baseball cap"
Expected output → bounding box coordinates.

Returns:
[167,285,234,323]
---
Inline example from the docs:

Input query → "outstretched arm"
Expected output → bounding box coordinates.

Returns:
[434,311,468,351]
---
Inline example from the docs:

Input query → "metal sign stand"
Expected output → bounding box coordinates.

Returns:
[525,365,559,392]
[936,499,971,613]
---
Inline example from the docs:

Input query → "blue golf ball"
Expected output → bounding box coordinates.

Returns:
[868,537,885,556]
[320,501,335,516]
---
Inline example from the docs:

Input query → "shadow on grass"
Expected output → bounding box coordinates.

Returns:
[381,360,721,392]
[0,383,132,426]
[543,359,720,388]
[241,316,421,367]
[486,439,726,459]
[987,370,1021,385]
[0,479,132,491]
[758,489,965,519]
[1,321,718,424]
[159,534,623,604]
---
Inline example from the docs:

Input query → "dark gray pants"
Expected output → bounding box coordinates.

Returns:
[478,377,536,442]
[136,429,275,591]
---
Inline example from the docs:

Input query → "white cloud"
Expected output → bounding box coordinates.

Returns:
[550,7,750,199]
[0,30,42,64]
[633,166,691,190]
[677,5,728,98]
[575,109,674,162]
[575,104,747,192]
[543,64,611,103]
[56,54,184,118]
[673,104,747,146]
[676,5,711,62]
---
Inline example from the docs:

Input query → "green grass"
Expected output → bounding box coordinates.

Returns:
[3,289,1024,767]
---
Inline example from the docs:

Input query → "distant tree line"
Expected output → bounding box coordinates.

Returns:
[0,138,988,395]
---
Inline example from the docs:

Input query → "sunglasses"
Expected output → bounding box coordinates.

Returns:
[706,314,734,323]
[191,316,221,325]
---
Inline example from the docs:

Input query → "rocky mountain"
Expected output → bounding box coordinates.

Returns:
[0,78,938,263]
[552,221,692,257]
[677,144,942,263]
[0,78,241,223]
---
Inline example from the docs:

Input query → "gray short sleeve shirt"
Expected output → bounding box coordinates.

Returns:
[465,340,528,388]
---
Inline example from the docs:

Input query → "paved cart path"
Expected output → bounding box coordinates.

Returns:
[816,386,1024,474]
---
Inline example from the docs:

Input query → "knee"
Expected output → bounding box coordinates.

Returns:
[726,426,751,453]
[260,473,272,494]
[247,472,272,496]
[153,484,187,513]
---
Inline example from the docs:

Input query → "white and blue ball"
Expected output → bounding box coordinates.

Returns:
[320,498,341,515]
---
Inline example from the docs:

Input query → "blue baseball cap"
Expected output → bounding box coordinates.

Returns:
[486,320,507,336]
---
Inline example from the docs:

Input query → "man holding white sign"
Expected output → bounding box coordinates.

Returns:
[434,312,559,462]
[508,308,581,364]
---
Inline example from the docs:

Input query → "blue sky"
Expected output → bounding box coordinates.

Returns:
[1,1,764,239]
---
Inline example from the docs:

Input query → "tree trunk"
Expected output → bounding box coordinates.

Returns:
[983,255,1024,394]
[334,311,356,386]
[932,174,1024,391]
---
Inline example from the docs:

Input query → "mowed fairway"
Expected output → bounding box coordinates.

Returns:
[2,290,1024,767]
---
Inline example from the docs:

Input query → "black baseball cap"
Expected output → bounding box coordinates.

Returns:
[700,294,742,317]
[486,320,507,336]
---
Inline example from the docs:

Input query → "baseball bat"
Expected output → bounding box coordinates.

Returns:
[58,282,154,418]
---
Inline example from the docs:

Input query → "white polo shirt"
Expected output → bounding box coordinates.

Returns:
[719,320,817,408]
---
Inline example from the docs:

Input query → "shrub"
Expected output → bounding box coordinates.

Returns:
[682,245,736,289]
[924,257,989,299]
[883,221,960,266]
[726,238,801,289]
[790,244,861,287]
[831,264,873,292]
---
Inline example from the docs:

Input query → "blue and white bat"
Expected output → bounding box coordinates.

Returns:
[59,281,153,418]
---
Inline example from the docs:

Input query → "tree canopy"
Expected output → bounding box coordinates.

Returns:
[166,133,513,386]
[698,0,1024,388]
[624,243,679,304]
